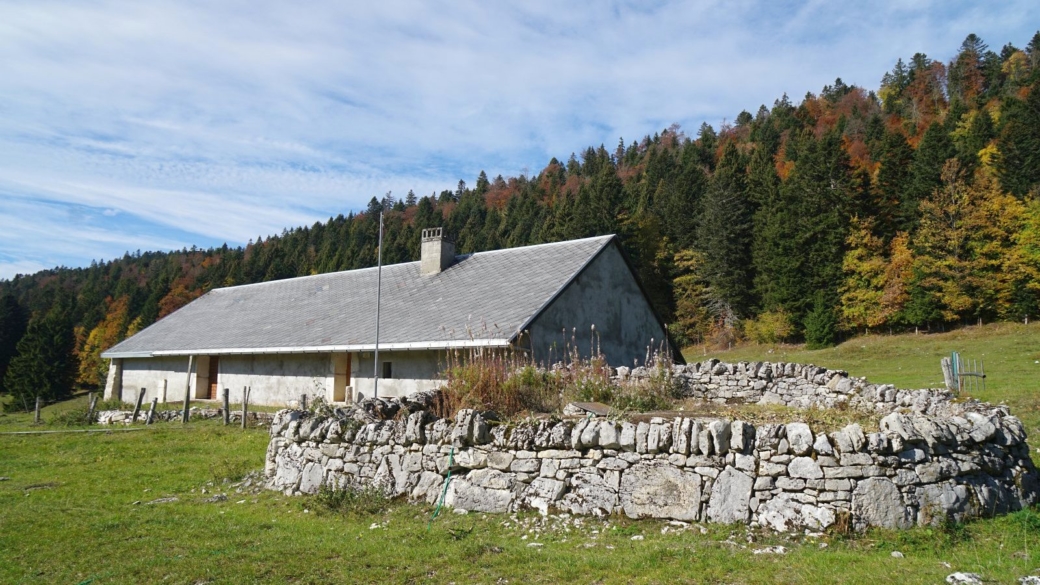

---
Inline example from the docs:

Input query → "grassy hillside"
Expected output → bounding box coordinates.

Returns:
[686,322,1040,443]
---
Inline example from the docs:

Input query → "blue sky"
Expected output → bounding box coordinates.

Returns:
[1,1,1038,279]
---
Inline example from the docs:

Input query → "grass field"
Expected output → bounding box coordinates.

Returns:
[0,323,1038,583]
[686,322,1040,444]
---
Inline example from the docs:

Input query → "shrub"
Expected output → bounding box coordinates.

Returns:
[804,296,838,349]
[743,309,795,344]
[48,407,95,427]
[315,483,391,516]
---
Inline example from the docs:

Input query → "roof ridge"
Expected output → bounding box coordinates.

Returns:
[209,234,616,294]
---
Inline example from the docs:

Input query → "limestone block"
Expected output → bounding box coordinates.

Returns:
[709,420,731,455]
[619,461,702,521]
[757,492,835,532]
[558,470,618,516]
[647,422,662,453]
[525,477,566,503]
[897,448,927,464]
[734,454,756,472]
[468,468,517,491]
[580,419,601,448]
[813,433,834,456]
[776,477,806,491]
[673,418,692,456]
[619,422,636,452]
[844,424,867,452]
[412,471,445,504]
[456,449,488,470]
[540,458,560,478]
[689,420,702,455]
[852,477,910,529]
[635,422,650,453]
[730,421,755,454]
[759,461,787,477]
[548,421,571,448]
[445,477,514,513]
[571,418,589,450]
[840,453,873,466]
[599,421,620,449]
[510,458,541,474]
[487,451,515,471]
[880,413,922,443]
[785,423,813,456]
[298,462,324,494]
[965,412,998,443]
[788,457,824,479]
[707,466,753,524]
[916,481,974,526]
[451,410,475,447]
[698,428,714,456]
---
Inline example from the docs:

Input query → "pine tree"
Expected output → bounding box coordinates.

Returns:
[3,298,78,412]
[697,142,754,316]
[997,78,1040,197]
[0,294,28,395]
[906,122,955,229]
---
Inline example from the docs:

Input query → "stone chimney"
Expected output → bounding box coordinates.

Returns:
[420,227,455,275]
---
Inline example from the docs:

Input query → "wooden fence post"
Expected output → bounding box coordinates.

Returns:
[182,356,194,424]
[241,386,250,429]
[132,388,146,424]
[161,379,168,403]
[146,398,158,425]
[87,393,98,424]
[34,396,41,424]
[301,393,307,411]
[222,388,230,426]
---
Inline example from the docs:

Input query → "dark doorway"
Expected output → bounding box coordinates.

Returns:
[208,356,219,399]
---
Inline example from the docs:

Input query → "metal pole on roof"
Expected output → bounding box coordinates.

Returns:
[373,210,383,399]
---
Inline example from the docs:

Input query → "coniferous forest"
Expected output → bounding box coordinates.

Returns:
[3,33,1040,409]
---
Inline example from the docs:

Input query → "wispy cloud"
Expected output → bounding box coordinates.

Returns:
[0,0,1037,278]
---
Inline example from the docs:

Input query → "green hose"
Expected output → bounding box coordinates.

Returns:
[428,446,455,531]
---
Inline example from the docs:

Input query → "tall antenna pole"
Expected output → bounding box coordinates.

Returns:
[373,211,384,399]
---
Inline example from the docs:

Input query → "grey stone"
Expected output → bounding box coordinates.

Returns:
[730,421,755,454]
[619,461,702,521]
[852,477,910,529]
[707,466,753,524]
[524,477,566,503]
[785,423,813,456]
[840,452,873,466]
[844,424,867,452]
[757,492,836,532]
[580,418,601,448]
[635,422,650,453]
[917,481,973,526]
[776,477,806,491]
[559,470,618,516]
[445,477,514,513]
[813,433,834,456]
[571,418,589,450]
[598,421,620,449]
[965,412,997,443]
[944,573,983,585]
[299,462,324,494]
[510,458,541,473]
[487,451,515,471]
[619,422,636,452]
[709,420,731,455]
[880,413,922,443]
[788,457,824,479]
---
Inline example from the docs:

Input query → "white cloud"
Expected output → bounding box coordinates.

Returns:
[0,0,1037,279]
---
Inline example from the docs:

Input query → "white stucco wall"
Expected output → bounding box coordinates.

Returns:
[218,354,333,406]
[351,349,445,400]
[105,349,447,406]
[114,356,193,404]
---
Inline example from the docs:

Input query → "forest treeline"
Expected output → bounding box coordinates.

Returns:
[2,33,1040,409]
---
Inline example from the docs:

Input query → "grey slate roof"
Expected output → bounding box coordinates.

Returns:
[103,235,615,358]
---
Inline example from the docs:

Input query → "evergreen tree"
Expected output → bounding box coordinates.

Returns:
[0,293,28,395]
[697,142,754,316]
[997,78,1040,197]
[3,297,78,412]
[906,122,955,229]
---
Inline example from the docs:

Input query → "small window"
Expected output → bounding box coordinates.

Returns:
[382,361,393,379]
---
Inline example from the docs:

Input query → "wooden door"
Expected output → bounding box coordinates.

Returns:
[208,356,219,400]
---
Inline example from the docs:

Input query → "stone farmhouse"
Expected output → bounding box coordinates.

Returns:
[102,230,674,407]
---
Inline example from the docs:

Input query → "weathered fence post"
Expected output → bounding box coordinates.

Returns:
[241,387,250,429]
[87,393,98,424]
[146,398,158,425]
[132,388,146,424]
[941,357,956,392]
[34,396,41,424]
[161,379,168,403]
[222,388,230,426]
[301,393,307,411]
[182,356,194,424]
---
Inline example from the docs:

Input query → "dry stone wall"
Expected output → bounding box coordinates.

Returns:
[265,361,1039,531]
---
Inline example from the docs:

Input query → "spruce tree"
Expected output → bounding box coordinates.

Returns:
[0,294,28,395]
[3,298,78,412]
[997,78,1040,197]
[906,122,955,230]
[697,142,754,316]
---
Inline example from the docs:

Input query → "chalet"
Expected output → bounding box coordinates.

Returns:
[102,229,675,406]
